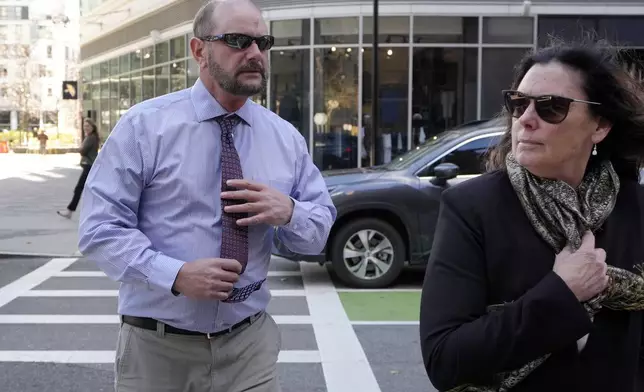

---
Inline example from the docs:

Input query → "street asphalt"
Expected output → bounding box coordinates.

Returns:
[0,154,435,392]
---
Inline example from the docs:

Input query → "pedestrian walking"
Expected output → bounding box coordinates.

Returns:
[77,1,336,391]
[57,118,99,219]
[420,39,644,392]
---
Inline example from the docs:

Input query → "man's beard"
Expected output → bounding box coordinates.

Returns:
[207,51,267,96]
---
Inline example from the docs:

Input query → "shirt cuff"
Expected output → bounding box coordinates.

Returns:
[281,197,308,232]
[148,253,185,294]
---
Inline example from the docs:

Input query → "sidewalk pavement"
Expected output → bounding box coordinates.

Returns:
[0,153,83,257]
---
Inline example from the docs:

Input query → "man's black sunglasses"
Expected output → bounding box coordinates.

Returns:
[502,90,601,125]
[199,33,274,51]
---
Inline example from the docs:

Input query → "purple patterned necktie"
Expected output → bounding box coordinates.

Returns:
[216,114,249,272]
[216,114,265,304]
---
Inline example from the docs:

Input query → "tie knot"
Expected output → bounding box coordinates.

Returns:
[216,114,240,135]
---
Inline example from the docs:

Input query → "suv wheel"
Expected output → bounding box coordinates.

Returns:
[330,218,405,288]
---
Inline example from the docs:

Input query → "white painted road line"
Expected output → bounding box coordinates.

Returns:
[301,262,381,392]
[0,258,78,308]
[22,289,307,297]
[52,270,302,278]
[351,321,420,325]
[0,314,312,325]
[336,288,421,292]
[0,350,321,364]
[22,290,120,297]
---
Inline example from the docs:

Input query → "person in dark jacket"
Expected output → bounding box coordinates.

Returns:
[57,118,100,219]
[419,39,644,392]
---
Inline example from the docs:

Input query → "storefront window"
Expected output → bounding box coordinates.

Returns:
[363,47,409,166]
[270,49,310,146]
[413,16,478,44]
[363,16,410,44]
[314,17,359,45]
[483,17,533,44]
[481,48,531,118]
[412,48,478,147]
[155,65,170,96]
[272,19,311,46]
[313,47,359,170]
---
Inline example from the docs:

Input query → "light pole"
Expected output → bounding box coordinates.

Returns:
[370,0,379,167]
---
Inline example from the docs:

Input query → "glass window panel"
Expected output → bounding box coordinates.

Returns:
[109,58,119,76]
[187,57,199,87]
[271,19,311,46]
[81,67,92,82]
[170,36,186,60]
[481,48,531,118]
[130,72,142,105]
[411,48,478,147]
[100,80,109,99]
[142,46,154,68]
[155,41,169,64]
[131,50,142,71]
[109,78,119,99]
[483,17,533,44]
[270,49,310,146]
[313,47,359,170]
[314,17,359,45]
[119,75,130,114]
[142,68,154,100]
[99,62,109,79]
[156,66,170,96]
[537,16,596,47]
[99,99,110,137]
[89,81,100,100]
[109,98,118,132]
[170,60,186,92]
[363,16,410,44]
[413,17,478,44]
[362,47,409,166]
[119,54,130,73]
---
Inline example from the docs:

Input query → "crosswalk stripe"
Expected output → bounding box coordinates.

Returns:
[0,350,321,364]
[0,314,313,324]
[52,270,302,278]
[21,289,306,297]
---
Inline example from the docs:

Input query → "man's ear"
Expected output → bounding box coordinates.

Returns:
[592,117,612,145]
[189,37,206,68]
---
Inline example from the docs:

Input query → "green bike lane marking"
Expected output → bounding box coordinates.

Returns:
[337,290,421,322]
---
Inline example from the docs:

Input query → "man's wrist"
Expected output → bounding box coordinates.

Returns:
[283,197,295,225]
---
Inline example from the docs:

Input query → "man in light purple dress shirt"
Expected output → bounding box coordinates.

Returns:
[77,1,336,391]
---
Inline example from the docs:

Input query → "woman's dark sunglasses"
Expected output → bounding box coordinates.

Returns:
[199,33,275,51]
[502,90,601,124]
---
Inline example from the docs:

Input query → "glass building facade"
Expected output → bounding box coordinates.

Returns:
[81,14,644,170]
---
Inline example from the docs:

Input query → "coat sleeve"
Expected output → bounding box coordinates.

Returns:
[419,187,593,391]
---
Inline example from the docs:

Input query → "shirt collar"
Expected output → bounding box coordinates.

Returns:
[190,78,254,127]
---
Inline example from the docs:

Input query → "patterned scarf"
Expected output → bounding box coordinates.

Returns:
[447,153,644,392]
[505,152,620,253]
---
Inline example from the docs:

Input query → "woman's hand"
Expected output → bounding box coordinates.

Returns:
[553,231,609,302]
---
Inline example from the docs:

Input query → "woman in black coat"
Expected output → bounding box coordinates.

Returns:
[57,118,100,219]
[420,40,644,392]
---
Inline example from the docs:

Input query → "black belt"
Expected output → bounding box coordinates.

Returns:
[121,312,262,339]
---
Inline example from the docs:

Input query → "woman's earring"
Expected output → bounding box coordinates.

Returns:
[592,144,598,156]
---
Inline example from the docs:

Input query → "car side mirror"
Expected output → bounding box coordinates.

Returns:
[431,163,459,186]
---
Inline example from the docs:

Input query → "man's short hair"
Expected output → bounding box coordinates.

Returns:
[192,0,260,38]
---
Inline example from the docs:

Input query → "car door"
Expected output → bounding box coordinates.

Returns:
[413,133,503,257]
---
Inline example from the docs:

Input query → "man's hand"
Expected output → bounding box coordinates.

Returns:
[221,179,294,226]
[172,258,242,300]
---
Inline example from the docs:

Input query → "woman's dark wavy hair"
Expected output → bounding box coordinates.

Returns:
[485,36,644,181]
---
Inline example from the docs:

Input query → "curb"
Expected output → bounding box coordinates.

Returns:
[0,251,81,259]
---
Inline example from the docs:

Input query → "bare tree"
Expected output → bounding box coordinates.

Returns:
[1,44,41,141]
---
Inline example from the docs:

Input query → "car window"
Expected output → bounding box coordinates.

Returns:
[419,135,501,177]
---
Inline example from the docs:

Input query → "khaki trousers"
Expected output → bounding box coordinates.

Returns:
[114,312,282,392]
